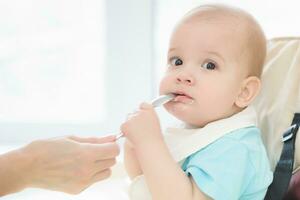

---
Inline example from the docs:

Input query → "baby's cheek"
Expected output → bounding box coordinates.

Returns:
[209,90,237,117]
[158,77,170,94]
[199,86,232,110]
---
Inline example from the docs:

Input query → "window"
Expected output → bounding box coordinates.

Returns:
[0,0,105,124]
[0,0,154,143]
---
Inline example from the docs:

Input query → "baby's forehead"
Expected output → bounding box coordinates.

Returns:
[171,5,266,77]
[178,7,256,48]
[172,10,249,53]
[181,6,251,30]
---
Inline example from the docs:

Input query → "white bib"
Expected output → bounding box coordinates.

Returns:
[128,106,258,200]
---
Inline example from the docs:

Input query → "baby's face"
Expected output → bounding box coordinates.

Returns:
[159,17,248,127]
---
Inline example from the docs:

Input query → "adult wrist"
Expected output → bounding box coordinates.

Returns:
[16,142,38,188]
[0,146,35,196]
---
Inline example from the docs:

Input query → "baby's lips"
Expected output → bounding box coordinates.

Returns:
[173,95,194,104]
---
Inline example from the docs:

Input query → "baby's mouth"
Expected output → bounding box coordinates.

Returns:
[172,92,194,104]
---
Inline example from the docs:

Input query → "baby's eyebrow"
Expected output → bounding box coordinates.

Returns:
[168,47,177,53]
[205,51,225,62]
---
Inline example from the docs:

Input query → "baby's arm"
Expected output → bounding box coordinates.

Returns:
[135,137,211,200]
[121,103,211,200]
[124,139,142,179]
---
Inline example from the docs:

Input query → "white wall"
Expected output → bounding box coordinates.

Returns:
[0,0,154,143]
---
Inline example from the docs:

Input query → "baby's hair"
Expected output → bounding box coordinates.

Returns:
[182,4,266,78]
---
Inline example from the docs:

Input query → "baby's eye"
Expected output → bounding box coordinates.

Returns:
[170,57,183,66]
[201,60,217,70]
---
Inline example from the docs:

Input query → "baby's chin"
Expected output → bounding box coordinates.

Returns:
[164,103,201,124]
[164,101,191,113]
[164,103,218,128]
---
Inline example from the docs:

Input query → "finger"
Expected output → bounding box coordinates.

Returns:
[78,169,112,194]
[139,102,152,109]
[90,169,112,183]
[68,135,116,144]
[85,142,120,160]
[93,158,117,172]
[126,110,139,120]
[126,113,139,121]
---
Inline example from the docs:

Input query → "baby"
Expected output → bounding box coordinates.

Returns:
[121,4,273,200]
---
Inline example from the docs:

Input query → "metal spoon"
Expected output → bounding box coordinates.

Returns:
[115,93,175,140]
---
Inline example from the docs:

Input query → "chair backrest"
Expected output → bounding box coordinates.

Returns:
[253,37,300,172]
[284,169,300,199]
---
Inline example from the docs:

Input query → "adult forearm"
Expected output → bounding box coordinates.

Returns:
[135,140,194,200]
[0,147,33,196]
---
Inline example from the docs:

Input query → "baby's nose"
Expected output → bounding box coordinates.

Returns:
[176,72,195,85]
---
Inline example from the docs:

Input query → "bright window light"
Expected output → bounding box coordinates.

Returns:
[0,0,153,143]
[0,0,105,123]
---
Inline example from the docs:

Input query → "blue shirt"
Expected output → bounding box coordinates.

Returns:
[181,126,273,200]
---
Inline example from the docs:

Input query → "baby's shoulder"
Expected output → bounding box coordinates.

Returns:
[223,126,265,154]
[182,128,273,199]
[188,126,267,167]
[206,126,262,151]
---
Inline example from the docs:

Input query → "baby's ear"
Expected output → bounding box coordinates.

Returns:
[234,76,261,108]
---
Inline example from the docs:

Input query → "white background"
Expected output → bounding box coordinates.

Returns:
[0,0,154,143]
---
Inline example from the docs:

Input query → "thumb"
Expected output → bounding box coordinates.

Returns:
[68,135,116,144]
[139,102,153,110]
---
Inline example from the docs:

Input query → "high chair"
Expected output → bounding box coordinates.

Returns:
[253,37,300,200]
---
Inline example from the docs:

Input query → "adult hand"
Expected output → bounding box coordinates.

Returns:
[0,135,120,196]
